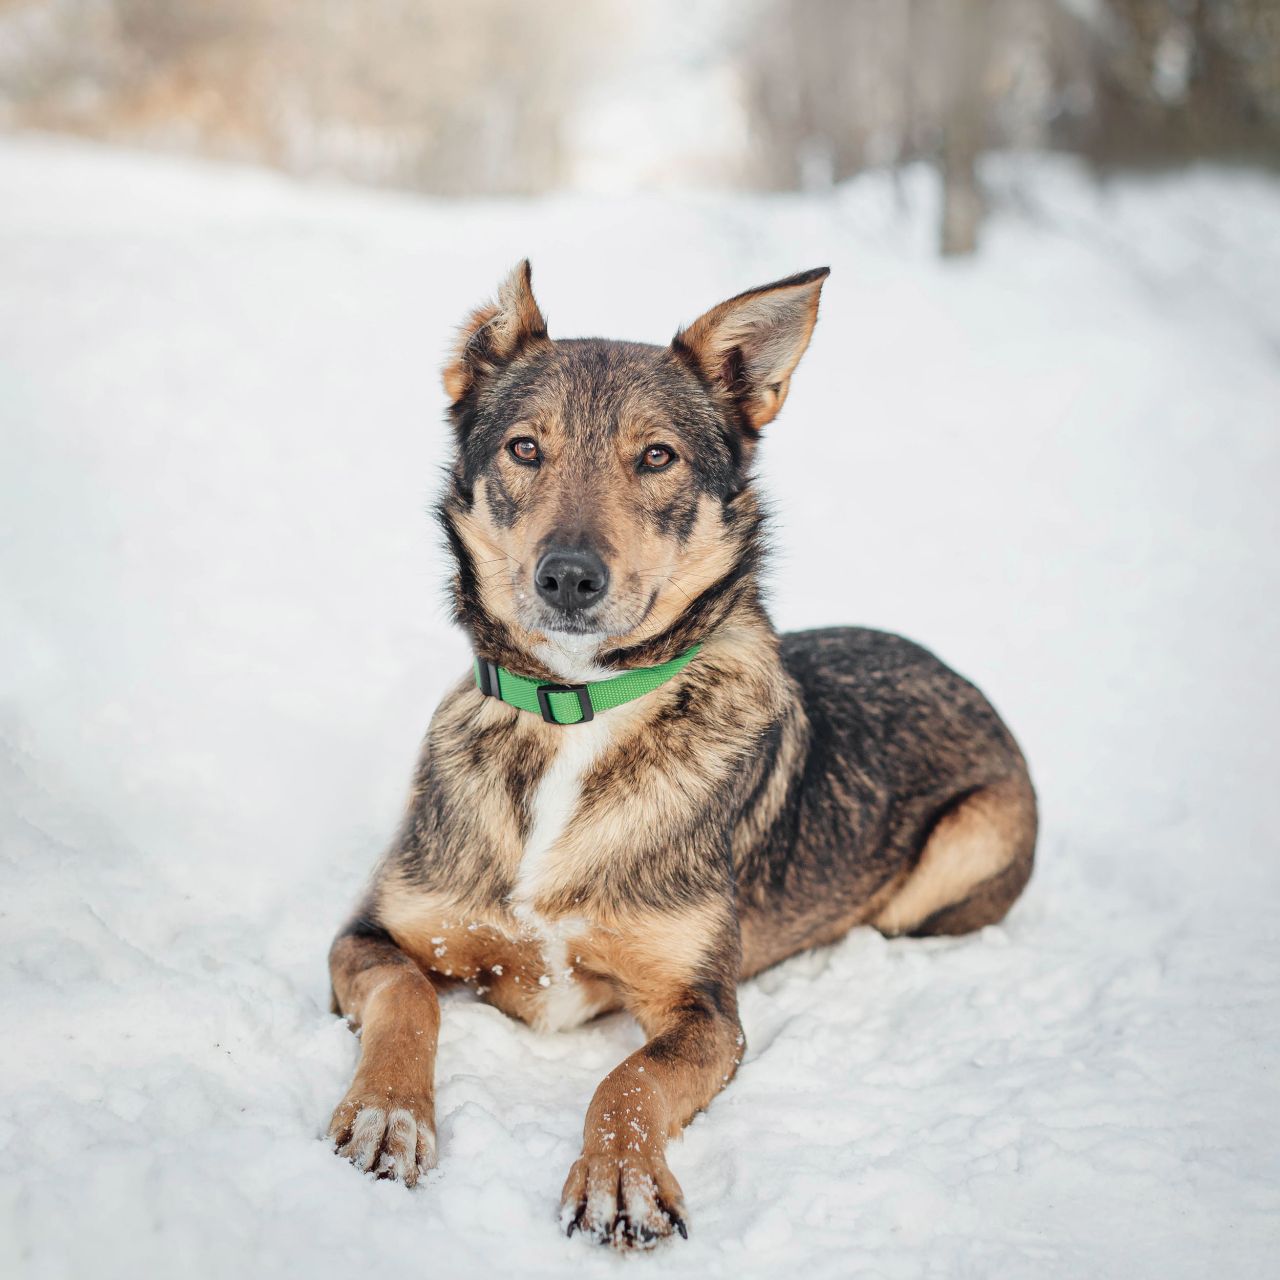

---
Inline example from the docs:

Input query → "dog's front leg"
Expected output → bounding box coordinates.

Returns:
[327,923,440,1186]
[560,979,744,1247]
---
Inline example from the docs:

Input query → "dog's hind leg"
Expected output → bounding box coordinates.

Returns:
[327,919,441,1186]
[872,773,1036,938]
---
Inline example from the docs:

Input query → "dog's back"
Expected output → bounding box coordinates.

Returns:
[736,626,1036,974]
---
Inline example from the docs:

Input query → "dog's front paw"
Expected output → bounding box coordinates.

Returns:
[559,1153,688,1249]
[328,1089,436,1187]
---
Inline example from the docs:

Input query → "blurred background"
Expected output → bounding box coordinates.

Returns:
[1,0,1277,250]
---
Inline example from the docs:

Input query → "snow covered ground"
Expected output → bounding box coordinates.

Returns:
[1,135,1278,1280]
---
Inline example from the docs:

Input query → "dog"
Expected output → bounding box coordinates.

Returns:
[327,262,1036,1248]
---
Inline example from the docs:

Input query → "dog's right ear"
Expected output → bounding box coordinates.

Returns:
[442,259,549,403]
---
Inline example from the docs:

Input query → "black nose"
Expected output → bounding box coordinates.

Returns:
[534,548,609,611]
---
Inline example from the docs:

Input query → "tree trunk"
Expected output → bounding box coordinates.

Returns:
[939,0,988,257]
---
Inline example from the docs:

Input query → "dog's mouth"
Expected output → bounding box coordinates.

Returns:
[534,612,607,638]
[520,587,659,645]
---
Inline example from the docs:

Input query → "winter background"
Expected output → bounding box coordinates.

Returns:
[2,4,1279,1279]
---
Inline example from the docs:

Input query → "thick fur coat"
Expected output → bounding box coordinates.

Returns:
[327,263,1036,1248]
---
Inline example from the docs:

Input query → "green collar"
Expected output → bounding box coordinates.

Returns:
[474,644,701,725]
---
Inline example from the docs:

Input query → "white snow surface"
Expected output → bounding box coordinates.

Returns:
[2,136,1278,1279]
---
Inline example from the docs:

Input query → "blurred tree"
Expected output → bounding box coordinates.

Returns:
[742,0,1280,254]
[1064,0,1280,168]
[940,0,989,255]
[0,0,589,195]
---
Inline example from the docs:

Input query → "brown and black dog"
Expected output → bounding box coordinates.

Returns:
[327,262,1036,1247]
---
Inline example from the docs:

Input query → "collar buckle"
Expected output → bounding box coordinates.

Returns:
[536,683,594,725]
[476,659,501,698]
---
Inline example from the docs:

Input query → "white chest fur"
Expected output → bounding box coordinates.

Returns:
[510,712,615,1032]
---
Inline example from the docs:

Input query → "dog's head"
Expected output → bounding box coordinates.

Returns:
[438,261,827,671]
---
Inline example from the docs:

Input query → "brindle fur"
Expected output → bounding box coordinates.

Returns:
[327,262,1036,1248]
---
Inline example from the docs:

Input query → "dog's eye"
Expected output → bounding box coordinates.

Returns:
[509,438,540,465]
[640,445,677,472]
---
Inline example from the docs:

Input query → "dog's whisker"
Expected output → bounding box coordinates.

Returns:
[452,511,523,563]
[459,530,530,579]
[632,568,695,604]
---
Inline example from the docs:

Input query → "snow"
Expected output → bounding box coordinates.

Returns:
[2,134,1279,1279]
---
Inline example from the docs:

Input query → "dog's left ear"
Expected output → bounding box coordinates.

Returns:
[443,259,549,404]
[673,267,829,434]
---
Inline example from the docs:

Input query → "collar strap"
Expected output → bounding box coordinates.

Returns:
[474,644,701,726]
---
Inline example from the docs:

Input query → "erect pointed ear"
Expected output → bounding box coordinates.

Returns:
[673,267,829,433]
[442,259,549,403]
